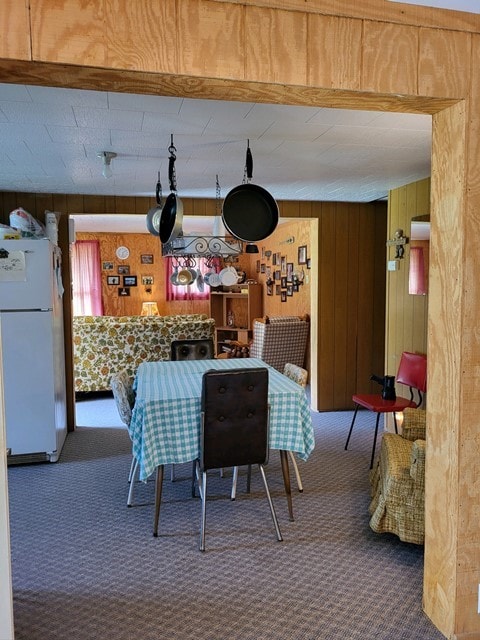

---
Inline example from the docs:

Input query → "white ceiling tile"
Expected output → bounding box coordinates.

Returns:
[0,83,33,101]
[0,101,77,126]
[27,85,108,108]
[73,106,143,130]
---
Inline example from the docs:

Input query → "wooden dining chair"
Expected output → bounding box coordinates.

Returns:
[344,351,427,469]
[171,338,215,361]
[231,362,309,499]
[195,367,283,551]
[110,371,138,506]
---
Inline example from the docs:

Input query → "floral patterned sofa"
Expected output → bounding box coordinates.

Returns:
[73,314,215,392]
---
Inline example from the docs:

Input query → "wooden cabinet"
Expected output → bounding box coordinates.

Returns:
[209,283,262,352]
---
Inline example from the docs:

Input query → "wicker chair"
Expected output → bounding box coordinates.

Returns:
[368,407,426,545]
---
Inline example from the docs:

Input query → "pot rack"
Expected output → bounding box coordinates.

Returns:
[161,234,243,258]
[160,175,243,258]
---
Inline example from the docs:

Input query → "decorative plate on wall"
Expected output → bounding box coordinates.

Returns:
[116,246,130,260]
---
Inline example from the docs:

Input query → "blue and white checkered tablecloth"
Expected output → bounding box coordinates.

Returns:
[130,358,314,481]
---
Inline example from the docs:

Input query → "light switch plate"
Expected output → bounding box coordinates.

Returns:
[388,260,400,271]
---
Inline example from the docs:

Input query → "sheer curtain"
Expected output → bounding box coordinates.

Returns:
[165,256,219,301]
[71,240,104,315]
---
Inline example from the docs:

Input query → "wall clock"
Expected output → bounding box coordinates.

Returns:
[116,246,130,260]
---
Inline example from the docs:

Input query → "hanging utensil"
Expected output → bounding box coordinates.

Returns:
[222,140,278,242]
[159,134,184,244]
[146,171,163,236]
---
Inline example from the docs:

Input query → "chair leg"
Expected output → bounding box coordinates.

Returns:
[191,460,197,497]
[170,464,175,482]
[288,451,303,492]
[127,458,139,507]
[393,413,399,434]
[127,455,136,483]
[258,464,283,542]
[231,466,239,500]
[279,450,294,522]
[370,413,381,470]
[246,464,252,493]
[153,464,164,537]
[199,471,208,552]
[345,404,360,450]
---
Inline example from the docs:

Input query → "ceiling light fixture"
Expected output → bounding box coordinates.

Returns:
[97,151,117,179]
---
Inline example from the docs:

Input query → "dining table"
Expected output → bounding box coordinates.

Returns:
[129,357,314,530]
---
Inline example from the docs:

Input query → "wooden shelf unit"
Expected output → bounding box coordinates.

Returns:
[209,283,262,352]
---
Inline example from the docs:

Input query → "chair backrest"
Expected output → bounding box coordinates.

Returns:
[171,338,215,361]
[283,363,308,388]
[250,317,309,372]
[396,351,427,405]
[110,371,135,426]
[200,368,269,471]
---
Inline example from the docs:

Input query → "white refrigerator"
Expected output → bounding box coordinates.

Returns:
[0,238,67,462]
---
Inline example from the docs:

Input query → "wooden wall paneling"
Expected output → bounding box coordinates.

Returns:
[135,198,151,215]
[355,206,376,394]
[371,203,387,386]
[245,6,307,85]
[318,205,335,410]
[280,201,301,218]
[114,196,136,214]
[83,196,107,214]
[451,57,480,635]
[30,0,108,68]
[307,14,362,90]
[105,0,177,74]
[345,204,361,404]
[0,1,31,60]
[177,0,244,79]
[418,27,472,99]
[362,21,418,95]
[66,194,85,214]
[104,196,117,213]
[332,204,349,408]
[209,0,480,32]
[424,102,465,638]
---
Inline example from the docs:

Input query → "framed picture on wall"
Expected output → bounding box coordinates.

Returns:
[107,275,120,285]
[275,285,281,295]
[118,287,130,297]
[306,258,311,269]
[274,270,281,280]
[281,291,287,302]
[123,275,137,287]
[281,256,287,275]
[118,265,130,275]
[256,260,261,273]
[286,263,294,281]
[103,261,114,271]
[286,284,293,296]
[142,275,154,285]
[281,276,287,288]
[298,245,307,265]
[141,254,154,264]
[266,283,273,296]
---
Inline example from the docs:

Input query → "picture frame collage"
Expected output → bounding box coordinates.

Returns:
[103,254,154,297]
[257,245,309,300]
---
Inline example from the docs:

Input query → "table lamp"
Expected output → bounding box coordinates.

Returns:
[141,301,160,316]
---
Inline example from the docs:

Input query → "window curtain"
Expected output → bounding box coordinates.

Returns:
[71,240,104,316]
[165,256,220,301]
[408,246,427,295]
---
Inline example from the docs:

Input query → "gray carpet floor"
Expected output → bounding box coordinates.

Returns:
[7,396,445,640]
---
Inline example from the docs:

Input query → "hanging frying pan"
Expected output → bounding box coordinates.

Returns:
[159,135,184,244]
[146,172,163,236]
[222,141,278,242]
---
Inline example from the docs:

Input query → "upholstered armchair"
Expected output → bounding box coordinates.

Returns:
[368,407,426,545]
[249,315,309,372]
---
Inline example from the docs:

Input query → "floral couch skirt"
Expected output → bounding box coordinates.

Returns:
[73,314,215,392]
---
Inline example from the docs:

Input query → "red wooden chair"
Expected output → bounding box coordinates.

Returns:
[344,351,427,469]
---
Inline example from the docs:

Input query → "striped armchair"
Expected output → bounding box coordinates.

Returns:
[368,408,426,545]
[249,315,309,372]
